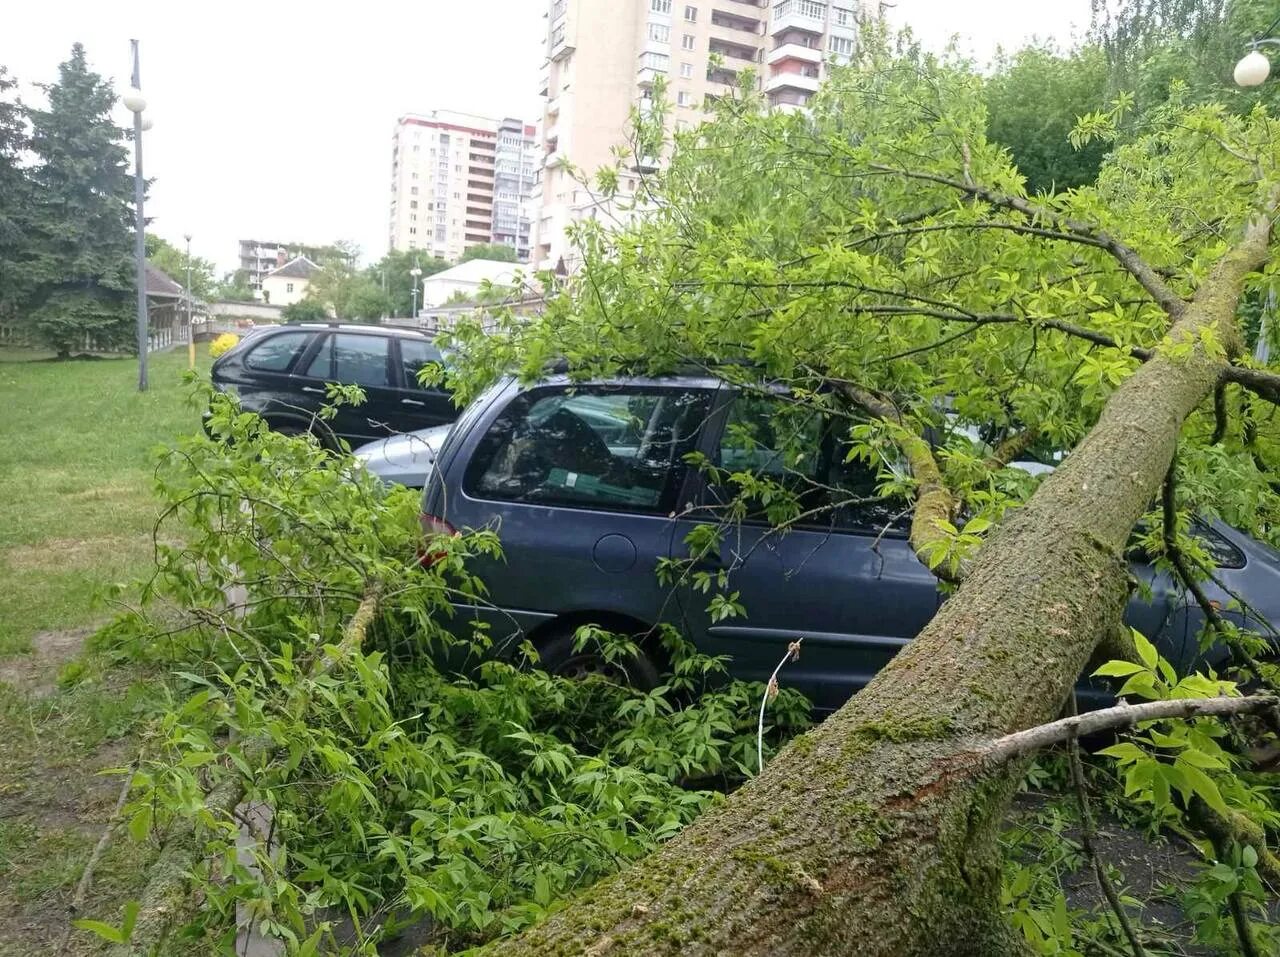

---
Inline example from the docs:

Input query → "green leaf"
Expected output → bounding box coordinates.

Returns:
[1133,629,1158,670]
[71,919,126,944]
[1177,761,1229,816]
[1092,660,1147,678]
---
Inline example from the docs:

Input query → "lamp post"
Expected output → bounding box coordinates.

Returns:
[1233,14,1280,87]
[123,40,149,391]
[410,262,422,320]
[184,233,195,369]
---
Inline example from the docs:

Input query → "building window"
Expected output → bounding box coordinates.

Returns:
[833,4,854,26]
[648,22,670,42]
[410,200,418,209]
[640,50,670,71]
[685,4,697,20]
[681,33,696,50]
[680,61,693,78]
[436,226,446,241]
[677,90,694,107]
[829,34,854,56]
[650,0,671,11]
[286,282,294,293]
[411,187,418,195]
[409,227,417,235]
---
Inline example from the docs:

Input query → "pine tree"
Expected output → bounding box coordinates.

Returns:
[24,44,135,357]
[0,66,31,319]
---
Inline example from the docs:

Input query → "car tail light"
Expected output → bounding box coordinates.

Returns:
[418,513,458,568]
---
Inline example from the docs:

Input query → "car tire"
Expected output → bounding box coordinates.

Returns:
[535,625,662,691]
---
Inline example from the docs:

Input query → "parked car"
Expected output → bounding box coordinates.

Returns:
[411,374,1280,711]
[210,323,453,448]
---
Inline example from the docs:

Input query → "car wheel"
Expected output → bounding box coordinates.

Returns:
[535,627,662,691]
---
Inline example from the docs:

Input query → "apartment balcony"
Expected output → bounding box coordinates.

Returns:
[710,10,762,34]
[636,51,670,87]
[765,70,820,94]
[770,0,826,35]
[708,39,761,64]
[549,24,574,61]
[767,42,822,65]
[538,69,550,97]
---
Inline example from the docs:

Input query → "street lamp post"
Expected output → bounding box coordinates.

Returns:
[184,233,194,370]
[1233,14,1280,87]
[123,40,149,392]
[410,262,423,320]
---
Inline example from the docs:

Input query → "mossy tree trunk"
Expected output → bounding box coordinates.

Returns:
[483,224,1273,953]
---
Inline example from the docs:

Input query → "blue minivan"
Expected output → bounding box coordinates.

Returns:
[372,374,1280,711]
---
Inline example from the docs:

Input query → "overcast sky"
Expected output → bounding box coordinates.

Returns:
[5,0,1092,275]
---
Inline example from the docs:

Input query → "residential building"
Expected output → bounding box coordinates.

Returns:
[532,0,865,269]
[237,239,335,299]
[260,255,321,307]
[492,118,539,261]
[388,110,536,263]
[421,258,525,309]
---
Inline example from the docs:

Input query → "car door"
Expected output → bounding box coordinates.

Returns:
[296,331,401,447]
[392,336,456,431]
[226,329,318,421]
[440,382,716,654]
[670,390,941,711]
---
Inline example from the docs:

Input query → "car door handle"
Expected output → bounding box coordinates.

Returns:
[301,386,325,395]
[401,398,425,406]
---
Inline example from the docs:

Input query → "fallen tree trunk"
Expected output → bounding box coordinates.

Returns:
[484,218,1274,952]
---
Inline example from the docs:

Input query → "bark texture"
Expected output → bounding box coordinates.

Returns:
[486,220,1273,955]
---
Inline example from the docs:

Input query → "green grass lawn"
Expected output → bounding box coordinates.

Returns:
[0,349,207,654]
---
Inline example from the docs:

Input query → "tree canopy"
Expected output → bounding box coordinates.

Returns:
[370,247,449,317]
[145,234,217,302]
[19,44,134,356]
[460,242,518,263]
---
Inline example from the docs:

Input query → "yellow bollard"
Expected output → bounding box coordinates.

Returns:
[188,335,196,370]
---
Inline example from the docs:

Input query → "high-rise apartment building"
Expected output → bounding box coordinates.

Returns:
[492,118,539,262]
[388,111,536,263]
[532,0,864,269]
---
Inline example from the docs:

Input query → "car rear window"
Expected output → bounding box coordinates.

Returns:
[244,331,311,372]
[464,385,712,514]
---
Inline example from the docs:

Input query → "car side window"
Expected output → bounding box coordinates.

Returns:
[302,335,332,379]
[400,337,444,389]
[244,331,311,372]
[713,393,905,532]
[332,334,392,388]
[464,387,712,513]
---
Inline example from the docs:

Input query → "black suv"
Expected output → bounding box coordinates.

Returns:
[210,323,454,448]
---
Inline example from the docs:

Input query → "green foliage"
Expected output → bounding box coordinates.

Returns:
[984,45,1112,194]
[370,248,449,318]
[281,298,329,323]
[145,233,217,301]
[215,268,255,301]
[0,65,31,318]
[304,245,393,321]
[19,44,134,356]
[459,242,518,264]
[97,386,809,950]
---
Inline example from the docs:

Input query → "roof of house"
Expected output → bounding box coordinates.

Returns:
[145,262,185,299]
[265,255,322,280]
[422,258,523,287]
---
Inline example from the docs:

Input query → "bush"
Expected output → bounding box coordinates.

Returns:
[208,332,239,358]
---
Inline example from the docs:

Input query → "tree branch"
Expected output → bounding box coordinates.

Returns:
[868,164,1187,319]
[1066,697,1149,957]
[983,428,1040,472]
[981,696,1280,766]
[1162,458,1230,640]
[832,383,960,583]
